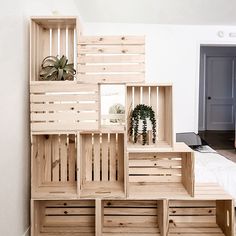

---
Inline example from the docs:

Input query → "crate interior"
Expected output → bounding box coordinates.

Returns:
[126,84,173,148]
[80,132,125,198]
[32,134,77,198]
[31,17,77,81]
[30,83,99,132]
[168,200,234,236]
[33,200,95,236]
[102,200,163,235]
[128,152,194,199]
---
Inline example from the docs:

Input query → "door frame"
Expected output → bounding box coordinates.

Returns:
[196,42,236,132]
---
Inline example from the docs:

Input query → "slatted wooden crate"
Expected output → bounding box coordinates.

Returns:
[79,132,125,198]
[31,134,77,198]
[127,143,194,199]
[97,200,165,236]
[78,36,145,83]
[168,199,234,236]
[30,17,79,81]
[30,82,99,132]
[32,200,95,236]
[126,84,173,149]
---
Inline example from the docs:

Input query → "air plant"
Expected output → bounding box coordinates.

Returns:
[39,55,76,81]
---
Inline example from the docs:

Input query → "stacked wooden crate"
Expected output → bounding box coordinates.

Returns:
[30,16,234,236]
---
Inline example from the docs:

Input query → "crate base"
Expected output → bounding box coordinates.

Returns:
[127,141,172,152]
[128,182,190,199]
[81,182,125,198]
[103,229,160,236]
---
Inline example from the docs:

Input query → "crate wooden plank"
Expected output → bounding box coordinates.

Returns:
[109,134,116,181]
[78,36,145,84]
[102,134,109,181]
[30,83,99,132]
[93,134,100,181]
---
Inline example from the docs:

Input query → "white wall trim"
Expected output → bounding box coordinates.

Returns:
[22,227,30,236]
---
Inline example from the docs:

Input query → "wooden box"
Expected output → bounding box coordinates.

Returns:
[79,132,125,198]
[32,200,95,236]
[78,36,145,83]
[168,199,234,236]
[127,143,194,199]
[31,134,77,198]
[30,82,99,132]
[126,84,173,149]
[30,17,79,81]
[98,200,165,236]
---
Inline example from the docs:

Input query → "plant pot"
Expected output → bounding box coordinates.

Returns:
[138,118,152,132]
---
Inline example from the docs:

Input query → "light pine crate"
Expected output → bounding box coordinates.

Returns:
[78,36,145,83]
[30,82,99,132]
[30,17,79,81]
[31,200,95,236]
[126,84,173,149]
[79,132,125,198]
[168,199,234,236]
[31,134,77,198]
[127,143,194,199]
[98,200,165,236]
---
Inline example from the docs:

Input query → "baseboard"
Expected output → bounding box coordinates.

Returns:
[22,227,30,236]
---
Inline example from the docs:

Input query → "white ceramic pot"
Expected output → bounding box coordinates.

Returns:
[138,118,152,132]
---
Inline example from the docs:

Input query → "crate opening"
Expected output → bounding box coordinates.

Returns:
[100,84,125,130]
[126,84,173,149]
[31,17,77,81]
[33,200,95,236]
[80,132,125,198]
[168,200,234,236]
[128,152,194,199]
[32,134,77,198]
[102,200,163,235]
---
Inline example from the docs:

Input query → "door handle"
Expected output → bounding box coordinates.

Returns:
[208,96,211,100]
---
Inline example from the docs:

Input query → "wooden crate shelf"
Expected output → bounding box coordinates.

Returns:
[30,17,78,81]
[126,83,173,149]
[79,132,126,198]
[32,200,95,236]
[100,200,165,236]
[78,36,145,83]
[168,199,234,236]
[127,143,194,199]
[30,82,99,132]
[31,134,77,199]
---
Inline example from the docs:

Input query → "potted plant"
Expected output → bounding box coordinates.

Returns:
[130,104,156,145]
[39,55,76,81]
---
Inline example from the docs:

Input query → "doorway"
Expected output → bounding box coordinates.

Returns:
[198,46,236,150]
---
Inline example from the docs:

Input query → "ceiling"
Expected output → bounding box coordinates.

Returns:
[75,0,236,25]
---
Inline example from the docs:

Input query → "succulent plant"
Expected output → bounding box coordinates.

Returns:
[130,104,156,145]
[39,55,76,81]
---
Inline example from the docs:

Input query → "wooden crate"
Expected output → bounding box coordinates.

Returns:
[32,200,95,236]
[168,199,234,236]
[31,134,77,198]
[79,132,125,198]
[98,200,165,236]
[126,84,173,149]
[30,82,99,132]
[78,36,145,83]
[30,16,79,81]
[127,143,194,199]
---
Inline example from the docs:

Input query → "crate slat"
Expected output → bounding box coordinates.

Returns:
[78,36,145,83]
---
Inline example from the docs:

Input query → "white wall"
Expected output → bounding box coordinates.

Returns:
[0,1,79,235]
[83,23,236,133]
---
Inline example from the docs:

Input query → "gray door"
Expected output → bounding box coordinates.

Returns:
[206,56,235,130]
[199,46,236,131]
